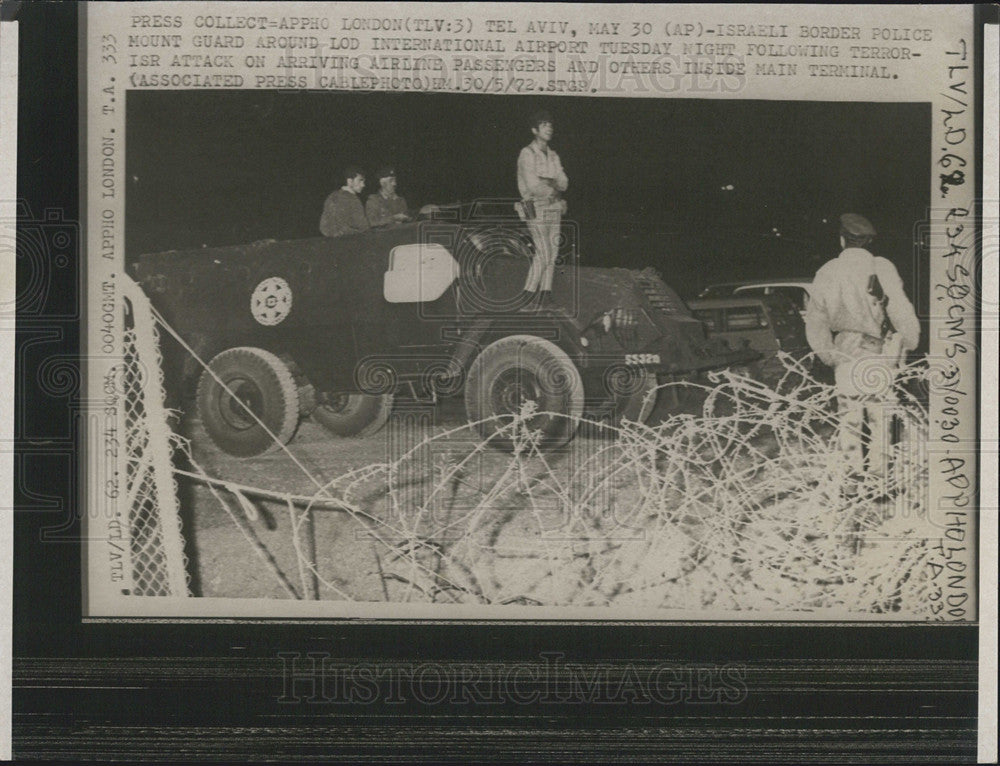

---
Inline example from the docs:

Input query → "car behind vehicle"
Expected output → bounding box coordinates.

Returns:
[698,278,813,318]
[687,293,810,381]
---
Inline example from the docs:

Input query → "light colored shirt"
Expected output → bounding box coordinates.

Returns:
[365,192,408,227]
[319,188,369,237]
[805,247,920,366]
[517,142,568,202]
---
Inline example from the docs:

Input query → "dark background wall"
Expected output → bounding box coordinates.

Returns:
[126,90,930,298]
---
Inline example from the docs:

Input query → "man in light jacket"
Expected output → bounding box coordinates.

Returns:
[805,213,920,492]
[517,110,568,305]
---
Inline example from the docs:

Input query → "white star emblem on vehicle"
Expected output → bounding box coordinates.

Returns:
[250,277,292,325]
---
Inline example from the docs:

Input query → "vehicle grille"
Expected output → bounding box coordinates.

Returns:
[636,269,686,315]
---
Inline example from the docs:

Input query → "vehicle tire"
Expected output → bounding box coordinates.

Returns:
[464,334,584,450]
[280,356,316,417]
[311,392,394,438]
[582,369,659,436]
[196,346,300,457]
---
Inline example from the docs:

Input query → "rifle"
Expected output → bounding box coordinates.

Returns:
[867,273,905,369]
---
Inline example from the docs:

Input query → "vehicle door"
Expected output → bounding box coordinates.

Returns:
[371,225,464,380]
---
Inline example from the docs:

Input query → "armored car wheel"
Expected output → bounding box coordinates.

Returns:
[280,356,316,417]
[464,334,583,450]
[196,346,299,457]
[312,393,394,438]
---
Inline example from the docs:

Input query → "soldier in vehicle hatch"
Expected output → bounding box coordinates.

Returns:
[517,109,568,305]
[365,166,412,227]
[319,165,370,237]
[805,213,920,496]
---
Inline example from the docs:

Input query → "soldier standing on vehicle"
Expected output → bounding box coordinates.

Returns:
[517,110,568,305]
[319,165,370,237]
[365,166,411,227]
[805,213,920,494]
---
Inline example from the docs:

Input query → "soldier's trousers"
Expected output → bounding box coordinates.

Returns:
[524,204,561,293]
[833,353,893,476]
[836,393,890,475]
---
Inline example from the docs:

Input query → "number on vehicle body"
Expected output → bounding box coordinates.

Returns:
[624,353,660,365]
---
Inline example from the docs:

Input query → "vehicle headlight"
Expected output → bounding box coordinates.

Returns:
[594,307,642,350]
[587,308,645,350]
[596,307,640,332]
[613,307,640,328]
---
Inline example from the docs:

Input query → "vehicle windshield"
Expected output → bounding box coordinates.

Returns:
[698,284,737,299]
[735,285,809,311]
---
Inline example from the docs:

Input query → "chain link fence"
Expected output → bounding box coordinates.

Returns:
[120,275,190,597]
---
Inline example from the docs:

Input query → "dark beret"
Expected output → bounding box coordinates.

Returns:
[839,213,876,238]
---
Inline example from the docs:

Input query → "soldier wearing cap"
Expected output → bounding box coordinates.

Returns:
[365,166,411,228]
[517,109,569,304]
[805,213,920,493]
[319,165,370,237]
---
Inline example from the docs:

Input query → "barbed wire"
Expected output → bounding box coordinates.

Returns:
[145,281,935,613]
[271,354,935,614]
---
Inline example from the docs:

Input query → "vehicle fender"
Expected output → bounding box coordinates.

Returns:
[448,314,590,374]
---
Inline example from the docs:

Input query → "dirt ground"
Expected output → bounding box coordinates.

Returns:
[172,370,933,617]
[179,394,662,603]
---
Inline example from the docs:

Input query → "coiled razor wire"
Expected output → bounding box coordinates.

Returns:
[148,277,935,615]
[277,353,936,614]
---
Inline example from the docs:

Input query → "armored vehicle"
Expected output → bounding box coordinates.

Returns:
[132,203,757,456]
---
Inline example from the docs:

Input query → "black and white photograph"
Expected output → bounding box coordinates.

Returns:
[70,2,984,623]
[6,1,995,761]
[119,89,941,616]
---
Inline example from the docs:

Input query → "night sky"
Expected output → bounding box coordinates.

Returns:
[125,90,930,298]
